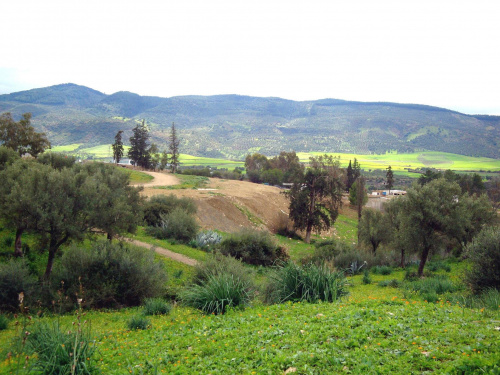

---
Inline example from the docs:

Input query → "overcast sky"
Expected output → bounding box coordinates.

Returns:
[1,0,499,114]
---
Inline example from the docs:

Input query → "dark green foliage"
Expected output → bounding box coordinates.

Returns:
[169,122,180,173]
[0,145,19,170]
[427,261,451,273]
[286,155,344,243]
[128,120,151,168]
[143,298,172,316]
[263,262,348,304]
[465,226,500,293]
[0,259,38,312]
[36,152,76,169]
[51,240,168,309]
[386,165,394,191]
[261,168,284,186]
[0,112,50,157]
[143,194,197,227]
[26,320,98,374]
[378,279,400,288]
[0,314,8,330]
[145,209,199,243]
[112,130,124,163]
[127,315,151,330]
[371,265,393,275]
[181,272,253,315]
[306,238,353,265]
[218,229,289,266]
[362,269,372,285]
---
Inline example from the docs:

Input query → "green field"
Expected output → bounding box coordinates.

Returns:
[48,144,500,174]
[297,151,500,173]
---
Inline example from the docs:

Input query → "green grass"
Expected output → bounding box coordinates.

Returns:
[2,262,499,374]
[50,143,82,152]
[154,174,209,190]
[121,168,154,183]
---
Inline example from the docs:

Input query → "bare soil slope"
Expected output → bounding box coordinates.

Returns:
[139,174,289,233]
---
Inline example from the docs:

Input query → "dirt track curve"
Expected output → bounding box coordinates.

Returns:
[129,170,197,266]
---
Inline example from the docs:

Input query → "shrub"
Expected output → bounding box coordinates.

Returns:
[143,194,197,227]
[128,315,151,330]
[51,240,167,309]
[36,152,76,170]
[362,269,372,285]
[477,288,500,311]
[264,262,348,304]
[146,209,199,243]
[0,259,38,312]
[181,272,253,315]
[402,275,461,298]
[143,298,172,316]
[193,253,254,288]
[26,319,97,374]
[218,229,289,266]
[427,261,451,273]
[465,226,500,293]
[0,314,8,330]
[372,265,393,275]
[195,230,222,250]
[378,279,401,288]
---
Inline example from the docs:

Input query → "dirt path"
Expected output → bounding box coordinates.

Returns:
[125,238,198,266]
[132,171,180,187]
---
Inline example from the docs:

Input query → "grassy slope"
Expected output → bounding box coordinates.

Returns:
[1,263,499,374]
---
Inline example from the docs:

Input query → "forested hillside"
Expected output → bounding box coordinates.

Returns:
[1,83,499,159]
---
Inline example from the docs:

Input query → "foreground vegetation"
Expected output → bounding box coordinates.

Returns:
[1,261,499,374]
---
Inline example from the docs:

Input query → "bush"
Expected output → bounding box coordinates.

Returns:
[372,265,393,275]
[218,229,289,266]
[26,319,97,374]
[128,315,151,330]
[402,275,461,297]
[0,314,8,330]
[143,194,197,227]
[193,253,254,288]
[465,226,500,293]
[264,262,348,304]
[143,298,172,316]
[195,230,222,251]
[0,259,38,312]
[36,152,76,170]
[51,240,167,309]
[378,279,401,288]
[146,208,199,243]
[427,261,451,273]
[181,272,254,315]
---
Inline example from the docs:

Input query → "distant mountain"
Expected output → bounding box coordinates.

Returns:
[1,83,499,159]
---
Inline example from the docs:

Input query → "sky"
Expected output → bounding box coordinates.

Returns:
[1,0,500,115]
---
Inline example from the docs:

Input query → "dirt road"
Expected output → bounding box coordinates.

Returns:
[125,238,198,266]
[132,171,180,187]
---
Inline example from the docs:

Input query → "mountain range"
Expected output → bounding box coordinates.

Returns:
[0,83,499,159]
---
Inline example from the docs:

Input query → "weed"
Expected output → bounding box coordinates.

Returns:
[372,265,393,275]
[0,314,8,331]
[128,315,151,330]
[143,298,172,316]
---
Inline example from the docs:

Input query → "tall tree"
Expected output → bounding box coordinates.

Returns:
[112,130,124,164]
[0,112,50,157]
[169,122,180,173]
[386,165,394,193]
[286,155,344,243]
[128,120,151,169]
[346,160,354,191]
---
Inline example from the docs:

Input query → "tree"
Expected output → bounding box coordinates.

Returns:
[112,130,124,164]
[0,112,50,157]
[358,208,390,254]
[386,165,394,193]
[286,155,344,243]
[397,179,464,276]
[383,196,406,267]
[128,120,150,168]
[169,122,180,173]
[149,143,160,170]
[159,150,169,171]
[346,160,354,191]
[268,151,304,183]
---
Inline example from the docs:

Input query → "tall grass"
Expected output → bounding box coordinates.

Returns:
[181,272,253,315]
[264,262,348,304]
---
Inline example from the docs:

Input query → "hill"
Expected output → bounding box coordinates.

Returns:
[1,83,499,159]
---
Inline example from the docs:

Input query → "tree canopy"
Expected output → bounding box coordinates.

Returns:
[0,112,50,157]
